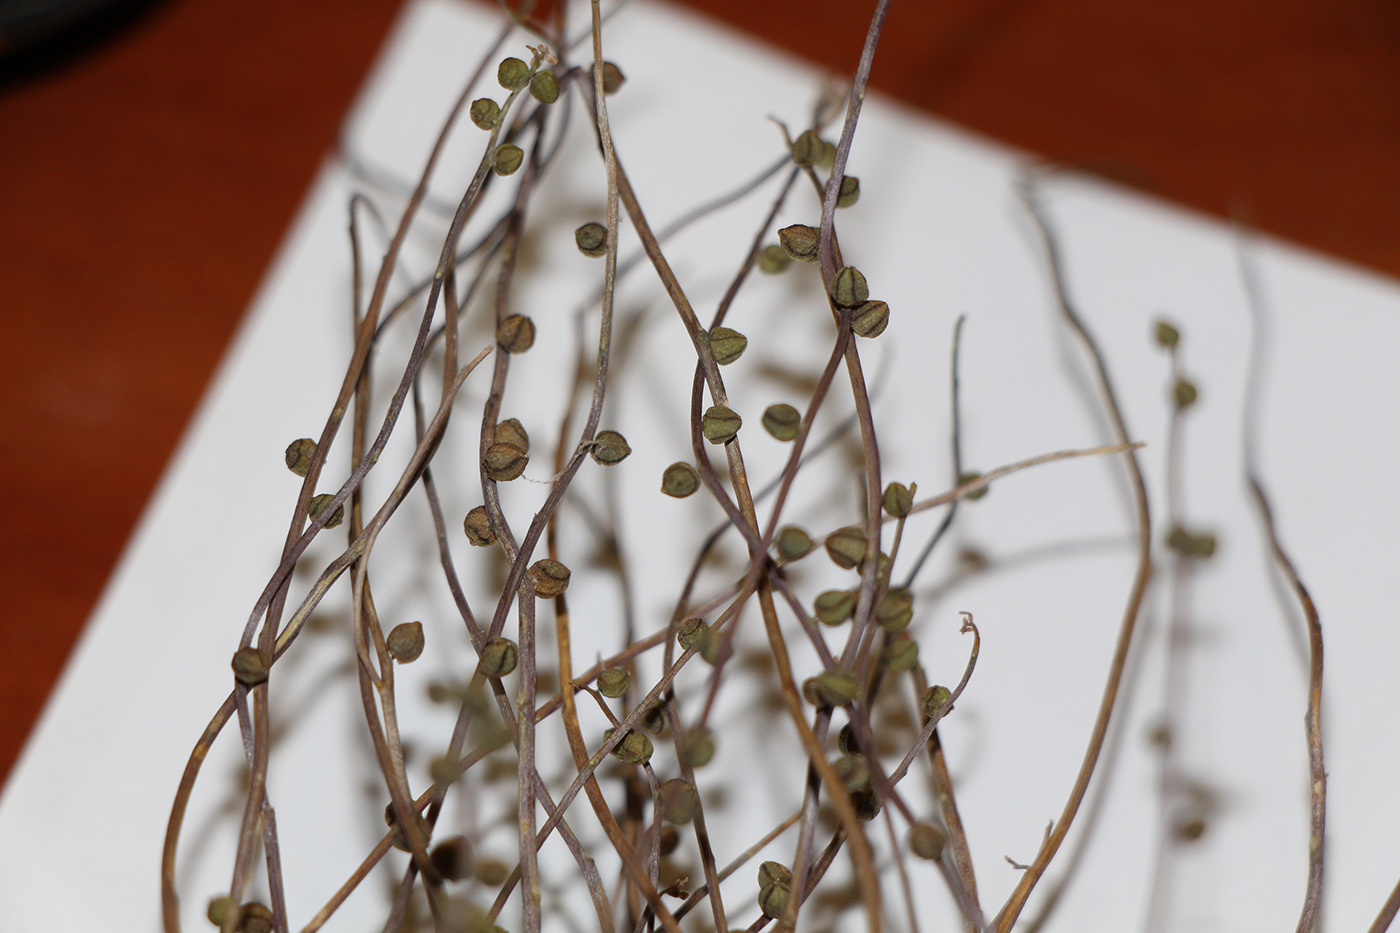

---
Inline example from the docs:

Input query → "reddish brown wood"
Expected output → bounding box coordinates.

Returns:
[1,0,1395,783]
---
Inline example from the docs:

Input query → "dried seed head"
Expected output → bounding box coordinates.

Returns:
[804,668,860,707]
[495,314,535,352]
[759,861,792,888]
[607,728,653,764]
[875,588,914,633]
[492,143,524,176]
[676,617,709,650]
[231,647,270,686]
[910,821,948,860]
[597,667,629,698]
[387,621,425,663]
[575,222,608,257]
[284,437,317,476]
[463,506,497,546]
[238,902,274,933]
[1166,526,1218,559]
[701,405,742,444]
[478,637,519,678]
[958,471,989,500]
[529,559,571,597]
[830,266,869,308]
[497,56,531,89]
[206,896,237,926]
[483,443,528,481]
[852,299,889,338]
[383,803,431,854]
[776,525,814,561]
[882,482,913,517]
[661,461,701,498]
[882,633,919,672]
[791,129,823,166]
[813,589,857,626]
[529,70,559,103]
[758,244,792,274]
[777,223,820,262]
[1174,377,1199,410]
[430,835,474,881]
[708,326,748,365]
[594,61,625,94]
[591,430,631,465]
[469,97,500,130]
[825,525,868,569]
[1155,319,1180,349]
[494,417,529,453]
[683,727,716,768]
[758,881,790,920]
[921,684,952,719]
[308,493,344,528]
[836,174,860,208]
[761,403,801,441]
[659,778,699,823]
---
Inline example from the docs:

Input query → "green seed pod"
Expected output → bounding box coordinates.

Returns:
[818,139,838,169]
[608,729,653,765]
[882,633,919,672]
[830,266,869,308]
[386,621,424,663]
[206,896,237,926]
[910,821,948,860]
[813,589,857,625]
[882,482,913,517]
[1166,526,1218,559]
[676,617,708,650]
[1174,378,1198,410]
[492,143,524,176]
[575,222,608,257]
[495,313,535,353]
[469,97,500,130]
[383,803,431,854]
[776,525,814,561]
[659,778,699,823]
[761,403,801,441]
[777,223,819,262]
[837,723,858,755]
[701,405,742,444]
[463,506,497,547]
[852,299,889,338]
[483,443,528,481]
[708,326,748,365]
[958,471,989,500]
[804,668,860,707]
[834,753,873,794]
[875,588,914,633]
[791,129,822,166]
[478,636,519,677]
[697,626,723,665]
[494,417,529,453]
[594,61,625,94]
[529,559,571,598]
[475,857,510,886]
[758,244,792,274]
[529,70,559,103]
[238,901,274,933]
[308,493,344,528]
[597,667,629,698]
[758,881,790,920]
[758,861,792,888]
[1155,319,1180,349]
[825,525,868,569]
[231,647,270,686]
[591,430,631,465]
[661,462,701,498]
[284,437,317,476]
[497,56,531,90]
[682,728,716,768]
[430,835,474,882]
[836,174,860,208]
[921,684,952,719]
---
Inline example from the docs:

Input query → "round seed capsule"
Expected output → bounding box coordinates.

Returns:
[761,403,801,441]
[758,861,792,888]
[701,405,742,444]
[575,222,607,257]
[777,223,819,262]
[921,684,952,718]
[206,896,237,927]
[958,471,989,500]
[1174,378,1198,410]
[910,822,948,860]
[791,129,822,166]
[597,667,629,698]
[497,56,530,90]
[238,902,274,933]
[479,637,519,677]
[659,779,699,823]
[430,835,474,882]
[683,728,716,768]
[492,143,523,176]
[775,525,814,561]
[836,174,860,208]
[308,493,344,528]
[661,462,700,498]
[232,647,270,686]
[813,589,857,625]
[608,729,653,764]
[758,881,790,919]
[595,61,625,94]
[284,437,317,476]
[758,244,791,274]
[483,443,528,481]
[464,506,496,546]
[676,617,708,650]
[469,98,500,130]
[875,588,914,633]
[852,299,889,338]
[495,314,535,353]
[529,70,559,104]
[830,266,869,308]
[804,668,859,707]
[493,418,529,453]
[883,482,913,517]
[529,559,571,598]
[708,326,748,365]
[591,430,631,465]
[882,633,919,672]
[386,621,424,663]
[1154,319,1180,349]
[825,525,867,569]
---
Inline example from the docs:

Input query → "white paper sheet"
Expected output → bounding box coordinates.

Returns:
[3,1,1397,930]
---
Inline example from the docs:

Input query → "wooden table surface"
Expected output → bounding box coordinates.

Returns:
[1,0,1395,784]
